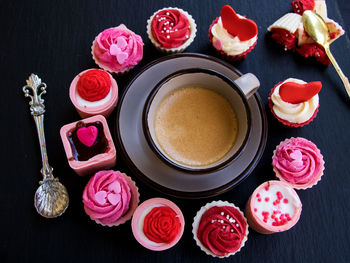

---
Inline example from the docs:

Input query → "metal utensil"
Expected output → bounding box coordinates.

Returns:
[23,74,69,218]
[302,10,350,97]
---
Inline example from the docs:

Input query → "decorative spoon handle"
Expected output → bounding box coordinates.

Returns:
[23,74,53,181]
[324,45,350,98]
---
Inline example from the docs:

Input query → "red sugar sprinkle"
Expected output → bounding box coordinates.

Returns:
[265,186,269,191]
[271,214,275,219]
[256,193,260,198]
[277,191,283,200]
[263,218,268,223]
[283,198,289,204]
[265,197,270,202]
[254,208,257,212]
[262,211,269,216]
[258,198,262,202]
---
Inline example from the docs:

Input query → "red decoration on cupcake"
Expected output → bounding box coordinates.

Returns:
[291,0,315,15]
[77,69,111,102]
[77,126,98,147]
[220,5,257,41]
[143,206,181,244]
[279,81,322,103]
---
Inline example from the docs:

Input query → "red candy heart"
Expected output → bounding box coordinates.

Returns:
[279,81,322,104]
[220,5,258,41]
[76,126,98,147]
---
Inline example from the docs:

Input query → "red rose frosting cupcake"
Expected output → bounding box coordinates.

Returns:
[92,24,144,74]
[245,180,302,234]
[269,78,321,127]
[60,115,116,176]
[273,137,325,189]
[209,5,258,61]
[69,69,118,118]
[192,201,248,258]
[131,198,185,251]
[83,170,139,227]
[147,7,196,53]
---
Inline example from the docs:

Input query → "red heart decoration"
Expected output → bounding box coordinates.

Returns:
[279,81,322,104]
[220,5,258,41]
[76,126,98,147]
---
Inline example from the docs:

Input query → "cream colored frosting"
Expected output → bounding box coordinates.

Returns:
[271,78,319,124]
[211,17,257,55]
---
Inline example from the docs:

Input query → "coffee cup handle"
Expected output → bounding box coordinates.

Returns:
[234,73,260,99]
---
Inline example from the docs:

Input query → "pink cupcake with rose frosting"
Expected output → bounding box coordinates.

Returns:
[272,137,325,190]
[92,24,144,74]
[83,170,140,226]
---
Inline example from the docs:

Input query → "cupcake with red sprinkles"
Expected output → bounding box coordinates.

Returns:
[272,137,325,190]
[209,5,258,61]
[269,78,321,127]
[69,69,118,118]
[131,198,185,251]
[147,7,197,53]
[92,24,144,75]
[192,201,248,258]
[245,180,302,234]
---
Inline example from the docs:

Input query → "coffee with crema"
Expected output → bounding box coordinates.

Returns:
[154,86,238,167]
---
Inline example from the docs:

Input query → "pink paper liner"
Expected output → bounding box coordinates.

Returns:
[91,37,135,76]
[59,115,117,176]
[192,200,249,258]
[88,172,140,227]
[131,198,185,251]
[208,17,257,61]
[272,137,325,190]
[146,7,197,54]
[268,81,319,128]
[245,180,302,234]
[69,69,119,118]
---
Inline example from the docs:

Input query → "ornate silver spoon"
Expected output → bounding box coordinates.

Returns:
[23,74,69,218]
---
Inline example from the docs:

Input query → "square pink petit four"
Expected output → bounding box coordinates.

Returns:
[60,115,116,176]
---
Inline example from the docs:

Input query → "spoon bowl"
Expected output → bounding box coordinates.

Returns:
[35,178,69,218]
[302,10,350,97]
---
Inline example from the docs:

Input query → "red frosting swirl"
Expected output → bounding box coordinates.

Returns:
[77,69,111,102]
[143,206,181,244]
[197,206,247,257]
[151,9,191,48]
[270,28,297,50]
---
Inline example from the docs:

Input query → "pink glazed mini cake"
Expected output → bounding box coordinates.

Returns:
[131,198,185,251]
[83,170,139,227]
[69,69,118,118]
[245,180,302,234]
[60,115,116,176]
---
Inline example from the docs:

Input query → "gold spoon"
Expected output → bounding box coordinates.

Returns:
[302,10,350,97]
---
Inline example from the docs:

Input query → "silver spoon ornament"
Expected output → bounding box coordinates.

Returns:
[23,74,69,218]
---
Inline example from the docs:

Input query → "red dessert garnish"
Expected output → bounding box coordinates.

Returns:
[220,5,257,41]
[76,126,98,147]
[280,81,322,103]
[296,43,331,65]
[143,206,181,244]
[151,9,191,48]
[197,206,247,257]
[270,28,297,50]
[77,69,111,102]
[291,0,315,15]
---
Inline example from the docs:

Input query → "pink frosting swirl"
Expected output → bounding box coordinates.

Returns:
[92,24,143,72]
[83,170,131,225]
[273,137,323,187]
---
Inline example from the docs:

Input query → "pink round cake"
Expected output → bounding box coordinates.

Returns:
[245,180,302,234]
[92,24,144,74]
[273,137,325,189]
[131,198,185,251]
[69,69,118,118]
[83,170,139,227]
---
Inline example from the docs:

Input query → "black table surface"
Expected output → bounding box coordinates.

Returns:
[1,0,350,262]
